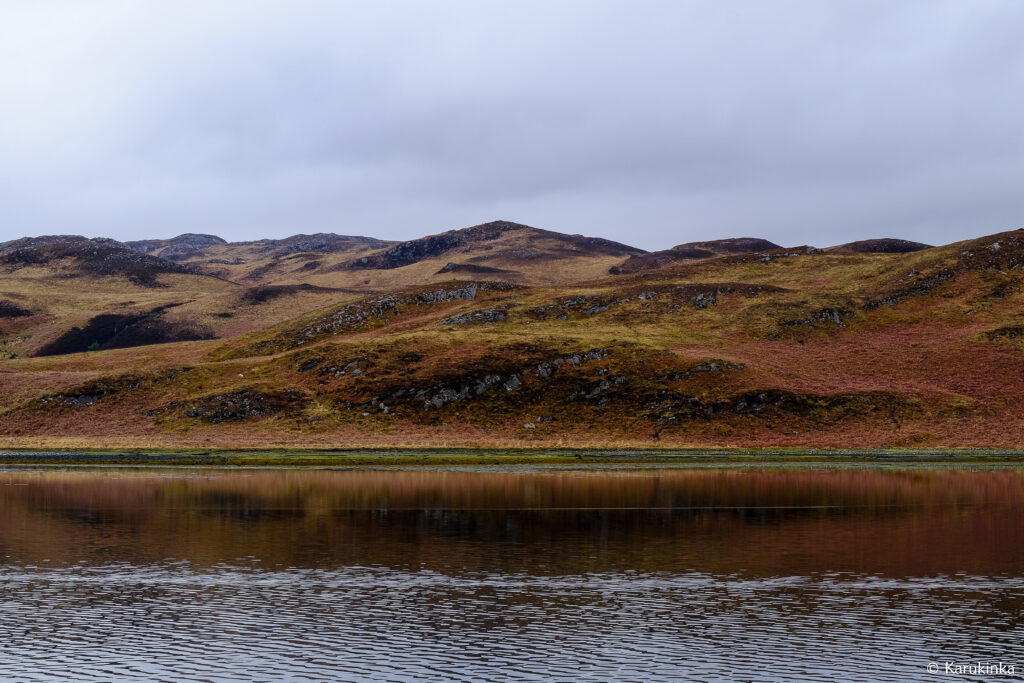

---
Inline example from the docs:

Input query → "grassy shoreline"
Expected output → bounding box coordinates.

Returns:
[1,447,1024,467]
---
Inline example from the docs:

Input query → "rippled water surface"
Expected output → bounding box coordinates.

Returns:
[1,467,1022,681]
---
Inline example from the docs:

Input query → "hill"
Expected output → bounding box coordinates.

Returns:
[1,235,200,285]
[122,222,643,290]
[610,237,781,274]
[125,233,228,260]
[827,238,933,254]
[123,232,396,285]
[340,220,642,270]
[1,224,1023,450]
[324,220,644,288]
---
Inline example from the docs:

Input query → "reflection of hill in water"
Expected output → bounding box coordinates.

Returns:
[1,468,1022,577]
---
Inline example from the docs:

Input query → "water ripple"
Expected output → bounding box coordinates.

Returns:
[0,565,1020,682]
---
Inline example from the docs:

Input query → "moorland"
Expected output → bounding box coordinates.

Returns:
[1,220,1022,450]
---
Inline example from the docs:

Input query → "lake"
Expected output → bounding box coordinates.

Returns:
[0,466,1021,681]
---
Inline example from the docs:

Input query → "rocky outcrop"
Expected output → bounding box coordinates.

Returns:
[567,375,627,402]
[782,307,857,329]
[864,269,957,310]
[535,349,610,378]
[646,389,917,426]
[659,359,747,381]
[36,376,144,408]
[150,389,308,424]
[381,348,611,411]
[412,373,519,410]
[986,326,1024,341]
[324,284,482,331]
[441,305,513,325]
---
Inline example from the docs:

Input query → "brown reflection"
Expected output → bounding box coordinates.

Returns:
[0,468,1022,577]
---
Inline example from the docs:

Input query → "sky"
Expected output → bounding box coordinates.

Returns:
[1,1,1022,251]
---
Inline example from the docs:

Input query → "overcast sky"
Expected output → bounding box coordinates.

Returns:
[1,1,1022,250]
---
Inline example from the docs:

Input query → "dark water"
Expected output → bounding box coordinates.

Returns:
[1,467,1022,681]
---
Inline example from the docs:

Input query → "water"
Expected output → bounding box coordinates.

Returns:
[1,467,1021,681]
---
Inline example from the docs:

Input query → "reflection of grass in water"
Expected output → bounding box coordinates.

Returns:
[4,463,1024,509]
[0,467,1023,576]
[1,447,1024,467]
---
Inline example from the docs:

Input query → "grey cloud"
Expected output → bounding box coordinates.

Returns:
[0,0,1022,250]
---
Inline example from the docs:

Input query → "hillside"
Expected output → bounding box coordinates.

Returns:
[1,224,1023,450]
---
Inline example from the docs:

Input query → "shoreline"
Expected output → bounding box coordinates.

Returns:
[2,447,1024,467]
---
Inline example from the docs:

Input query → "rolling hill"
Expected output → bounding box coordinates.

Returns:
[1,222,1023,450]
